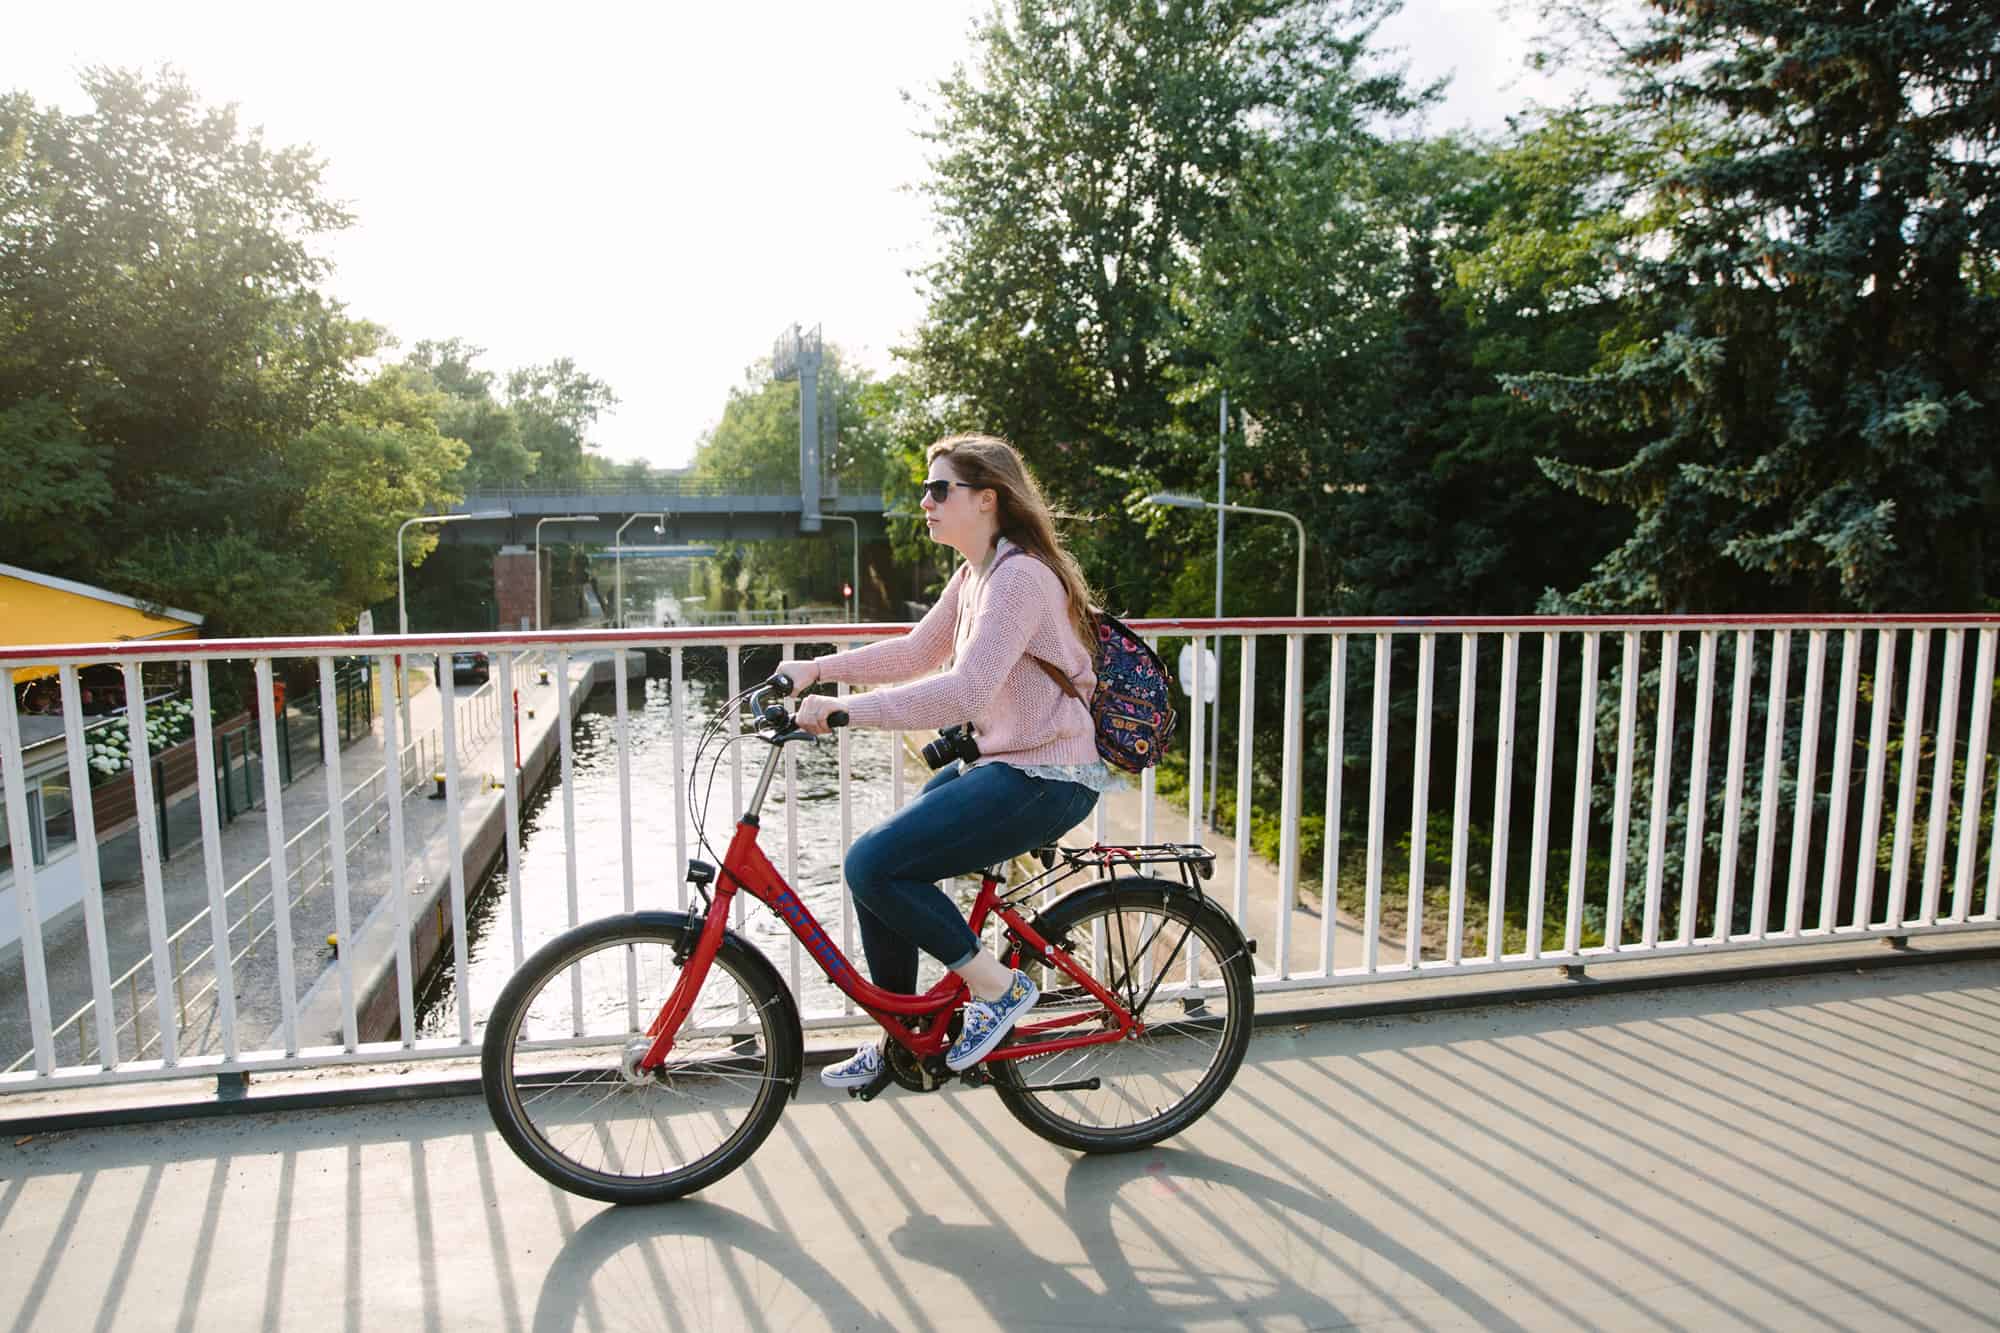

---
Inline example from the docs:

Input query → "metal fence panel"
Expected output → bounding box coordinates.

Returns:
[2,615,1997,1095]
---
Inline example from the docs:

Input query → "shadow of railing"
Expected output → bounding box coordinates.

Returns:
[2,950,1995,1331]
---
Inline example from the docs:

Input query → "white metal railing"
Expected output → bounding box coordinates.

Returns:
[1,615,1995,1094]
[5,748,414,1072]
[2,725,438,1074]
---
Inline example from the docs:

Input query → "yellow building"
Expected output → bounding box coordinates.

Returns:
[3,562,204,688]
[2,563,203,954]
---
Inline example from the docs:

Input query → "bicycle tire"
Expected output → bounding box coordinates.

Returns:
[481,912,801,1204]
[992,877,1254,1153]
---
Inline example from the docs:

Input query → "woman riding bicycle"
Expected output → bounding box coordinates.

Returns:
[778,433,1113,1088]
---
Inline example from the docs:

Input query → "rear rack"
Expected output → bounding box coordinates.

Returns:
[1045,842,1215,874]
[1000,840,1216,905]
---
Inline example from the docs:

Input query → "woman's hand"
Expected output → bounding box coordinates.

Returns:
[794,694,844,736]
[773,658,820,694]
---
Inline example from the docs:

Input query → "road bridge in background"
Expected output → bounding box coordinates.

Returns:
[436,482,890,547]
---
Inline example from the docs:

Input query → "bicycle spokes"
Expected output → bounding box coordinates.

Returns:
[993,889,1252,1149]
[483,922,799,1203]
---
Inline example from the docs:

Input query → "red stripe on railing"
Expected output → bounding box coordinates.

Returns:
[2,613,1997,666]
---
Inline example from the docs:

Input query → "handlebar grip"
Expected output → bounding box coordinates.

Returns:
[828,710,850,728]
[768,671,795,695]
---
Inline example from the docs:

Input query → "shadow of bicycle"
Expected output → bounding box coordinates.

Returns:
[882,1146,1531,1331]
[529,1147,1487,1333]
[530,1198,897,1332]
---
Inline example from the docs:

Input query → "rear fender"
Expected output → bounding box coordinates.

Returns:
[1020,876,1252,961]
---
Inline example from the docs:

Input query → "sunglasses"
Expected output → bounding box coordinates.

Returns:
[921,479,978,504]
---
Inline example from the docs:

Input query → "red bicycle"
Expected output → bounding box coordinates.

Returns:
[481,673,1255,1204]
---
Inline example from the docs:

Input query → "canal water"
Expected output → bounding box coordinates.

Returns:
[416,662,923,1037]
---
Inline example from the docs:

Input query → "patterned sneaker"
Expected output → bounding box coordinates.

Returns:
[819,1043,885,1090]
[946,971,1040,1072]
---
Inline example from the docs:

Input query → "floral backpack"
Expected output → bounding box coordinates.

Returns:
[1063,612,1179,773]
[990,548,1178,773]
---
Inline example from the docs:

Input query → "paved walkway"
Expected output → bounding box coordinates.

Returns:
[3,954,1995,1331]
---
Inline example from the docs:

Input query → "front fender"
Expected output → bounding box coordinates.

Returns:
[628,910,805,1098]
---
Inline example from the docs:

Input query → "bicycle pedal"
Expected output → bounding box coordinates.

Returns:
[849,1067,895,1102]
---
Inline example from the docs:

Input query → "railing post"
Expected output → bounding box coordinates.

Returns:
[129,974,145,1055]
[172,936,187,1027]
[154,756,170,860]
[218,731,232,823]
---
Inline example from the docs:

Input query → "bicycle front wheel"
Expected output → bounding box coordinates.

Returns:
[994,878,1254,1153]
[481,913,801,1204]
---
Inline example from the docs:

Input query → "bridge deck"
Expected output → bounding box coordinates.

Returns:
[3,957,1996,1330]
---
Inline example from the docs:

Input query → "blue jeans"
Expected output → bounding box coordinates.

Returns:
[843,761,1100,996]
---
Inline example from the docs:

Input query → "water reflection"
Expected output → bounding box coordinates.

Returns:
[418,666,905,1035]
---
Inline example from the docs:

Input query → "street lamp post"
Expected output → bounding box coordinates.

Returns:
[613,513,668,628]
[1141,493,1305,617]
[397,511,512,639]
[1142,491,1306,835]
[534,515,596,632]
[396,509,509,737]
[1212,395,1228,830]
[820,514,861,622]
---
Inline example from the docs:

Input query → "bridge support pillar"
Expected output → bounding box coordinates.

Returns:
[495,545,539,633]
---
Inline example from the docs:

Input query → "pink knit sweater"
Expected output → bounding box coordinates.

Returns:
[816,543,1100,768]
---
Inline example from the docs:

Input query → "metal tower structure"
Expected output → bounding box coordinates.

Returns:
[772,323,823,532]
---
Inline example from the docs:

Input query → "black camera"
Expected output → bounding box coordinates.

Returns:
[920,723,980,770]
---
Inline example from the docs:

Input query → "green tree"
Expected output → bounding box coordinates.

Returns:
[506,358,618,486]
[689,347,882,490]
[109,361,467,636]
[403,338,538,488]
[0,70,360,510]
[289,366,469,616]
[0,68,464,634]
[689,368,801,490]
[1330,135,1632,619]
[0,399,114,570]
[911,0,1423,610]
[1516,0,2000,613]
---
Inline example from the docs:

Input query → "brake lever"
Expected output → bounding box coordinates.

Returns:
[754,672,847,736]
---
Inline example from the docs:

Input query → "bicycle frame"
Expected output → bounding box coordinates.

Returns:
[639,720,1143,1072]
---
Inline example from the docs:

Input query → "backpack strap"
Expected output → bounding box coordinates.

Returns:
[1030,654,1088,703]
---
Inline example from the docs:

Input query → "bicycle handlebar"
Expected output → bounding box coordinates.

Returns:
[758,673,848,731]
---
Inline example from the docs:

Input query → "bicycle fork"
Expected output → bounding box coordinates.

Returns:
[636,881,739,1070]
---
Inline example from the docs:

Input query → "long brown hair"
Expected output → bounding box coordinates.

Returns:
[928,433,1098,661]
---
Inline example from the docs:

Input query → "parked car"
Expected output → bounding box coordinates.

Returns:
[436,651,491,686]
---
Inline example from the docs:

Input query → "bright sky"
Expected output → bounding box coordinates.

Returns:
[7,1,1578,471]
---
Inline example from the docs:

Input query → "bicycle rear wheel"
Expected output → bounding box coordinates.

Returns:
[481,912,801,1204]
[993,878,1254,1153]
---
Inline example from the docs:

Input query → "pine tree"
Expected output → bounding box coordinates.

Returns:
[1342,226,1482,614]
[1520,0,2000,612]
